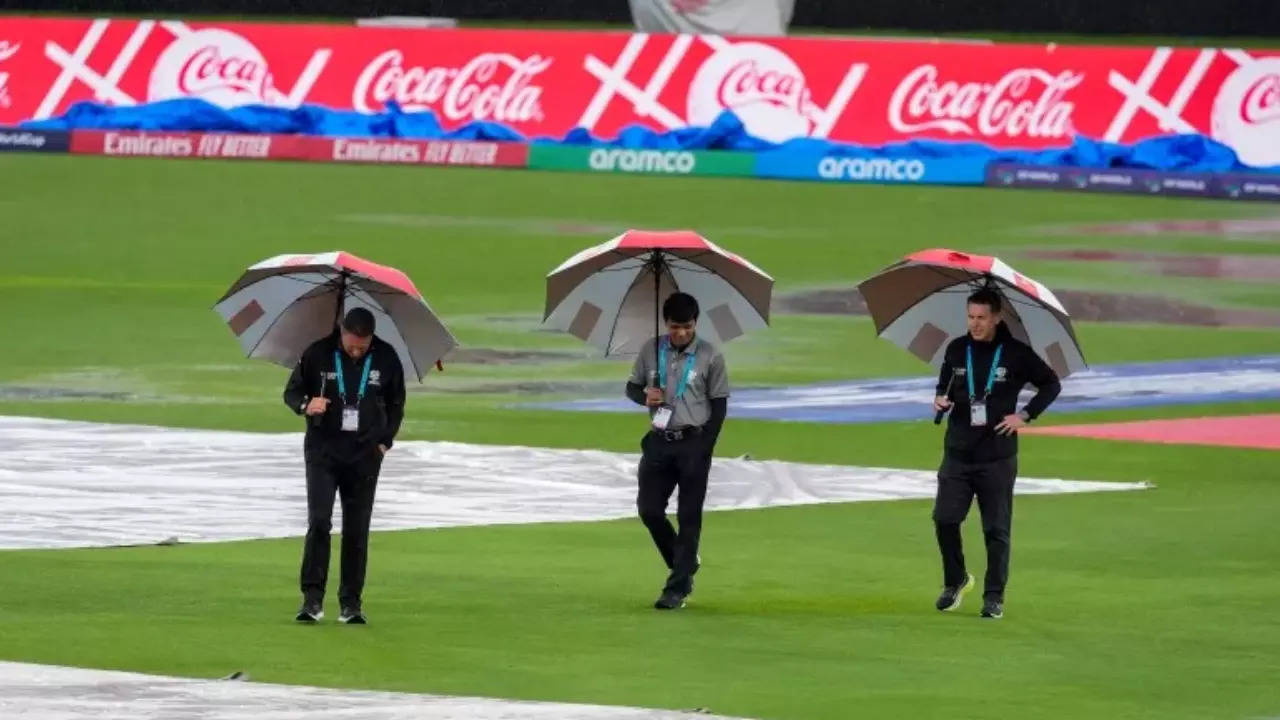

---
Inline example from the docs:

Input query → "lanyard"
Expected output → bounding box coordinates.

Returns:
[334,351,373,405]
[966,343,1003,402]
[658,337,698,401]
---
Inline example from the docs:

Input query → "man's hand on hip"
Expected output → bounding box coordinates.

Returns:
[995,414,1027,436]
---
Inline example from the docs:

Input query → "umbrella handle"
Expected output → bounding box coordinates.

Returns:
[934,374,955,425]
[310,372,327,428]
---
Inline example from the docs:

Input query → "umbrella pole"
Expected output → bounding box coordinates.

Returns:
[333,272,348,330]
[652,251,662,376]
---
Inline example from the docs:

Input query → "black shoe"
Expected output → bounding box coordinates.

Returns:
[654,590,687,610]
[980,599,1004,619]
[295,600,323,623]
[339,606,367,625]
[935,573,974,612]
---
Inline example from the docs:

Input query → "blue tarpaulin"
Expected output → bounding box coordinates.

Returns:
[22,98,1279,174]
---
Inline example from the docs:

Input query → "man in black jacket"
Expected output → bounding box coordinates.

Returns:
[931,288,1061,619]
[283,307,406,625]
[625,293,730,610]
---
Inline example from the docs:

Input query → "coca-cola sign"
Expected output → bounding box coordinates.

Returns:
[687,40,863,143]
[1,18,1276,166]
[718,58,808,113]
[1240,74,1280,125]
[353,50,551,122]
[1213,57,1280,167]
[177,45,272,99]
[149,29,280,106]
[0,40,18,109]
[889,65,1083,139]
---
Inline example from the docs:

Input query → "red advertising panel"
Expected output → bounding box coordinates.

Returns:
[2,17,1276,166]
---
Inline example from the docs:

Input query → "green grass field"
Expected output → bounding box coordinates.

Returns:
[1,154,1279,719]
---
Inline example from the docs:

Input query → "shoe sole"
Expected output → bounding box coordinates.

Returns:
[339,617,367,625]
[940,574,975,612]
[981,611,1003,619]
[295,612,323,623]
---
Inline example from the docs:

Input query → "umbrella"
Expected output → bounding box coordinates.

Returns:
[214,251,457,381]
[857,248,1086,379]
[543,230,773,360]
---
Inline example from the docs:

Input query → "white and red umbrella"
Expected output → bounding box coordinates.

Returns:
[543,229,773,356]
[214,251,457,381]
[857,248,1086,378]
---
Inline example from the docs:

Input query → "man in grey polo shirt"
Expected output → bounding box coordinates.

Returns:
[625,292,731,610]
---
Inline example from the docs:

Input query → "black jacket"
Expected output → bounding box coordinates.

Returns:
[283,331,406,462]
[936,323,1061,463]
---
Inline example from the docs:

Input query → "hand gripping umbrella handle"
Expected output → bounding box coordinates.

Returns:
[310,373,327,428]
[934,374,955,425]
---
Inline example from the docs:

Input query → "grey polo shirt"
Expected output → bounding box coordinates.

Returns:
[629,336,730,429]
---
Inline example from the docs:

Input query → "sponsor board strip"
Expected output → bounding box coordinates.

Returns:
[63,129,531,167]
[0,127,68,151]
[987,162,1280,202]
[527,144,756,177]
[58,128,990,184]
[11,128,1274,202]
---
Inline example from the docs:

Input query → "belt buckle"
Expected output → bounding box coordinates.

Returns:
[662,429,681,442]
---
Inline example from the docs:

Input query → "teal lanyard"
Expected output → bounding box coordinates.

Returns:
[658,338,698,401]
[334,351,373,405]
[966,343,1003,402]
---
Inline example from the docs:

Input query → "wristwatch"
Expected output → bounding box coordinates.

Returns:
[1018,410,1032,423]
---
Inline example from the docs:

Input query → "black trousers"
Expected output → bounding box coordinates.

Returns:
[932,454,1017,601]
[637,432,711,595]
[300,448,382,608]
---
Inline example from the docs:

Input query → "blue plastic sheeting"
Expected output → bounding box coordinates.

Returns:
[21,98,525,142]
[553,109,776,152]
[591,111,1277,173]
[22,98,1280,173]
[530,355,1280,424]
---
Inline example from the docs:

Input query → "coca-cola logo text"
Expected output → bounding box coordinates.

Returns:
[178,45,273,100]
[354,50,550,123]
[1240,74,1280,125]
[1212,57,1280,167]
[717,59,810,114]
[0,41,18,110]
[889,65,1082,139]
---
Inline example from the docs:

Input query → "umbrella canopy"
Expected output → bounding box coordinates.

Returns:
[543,230,773,356]
[214,251,456,381]
[857,248,1086,378]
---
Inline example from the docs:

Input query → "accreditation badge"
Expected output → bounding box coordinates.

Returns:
[651,405,674,431]
[969,401,988,427]
[342,405,360,432]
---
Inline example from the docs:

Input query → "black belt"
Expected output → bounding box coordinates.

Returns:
[650,426,703,442]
